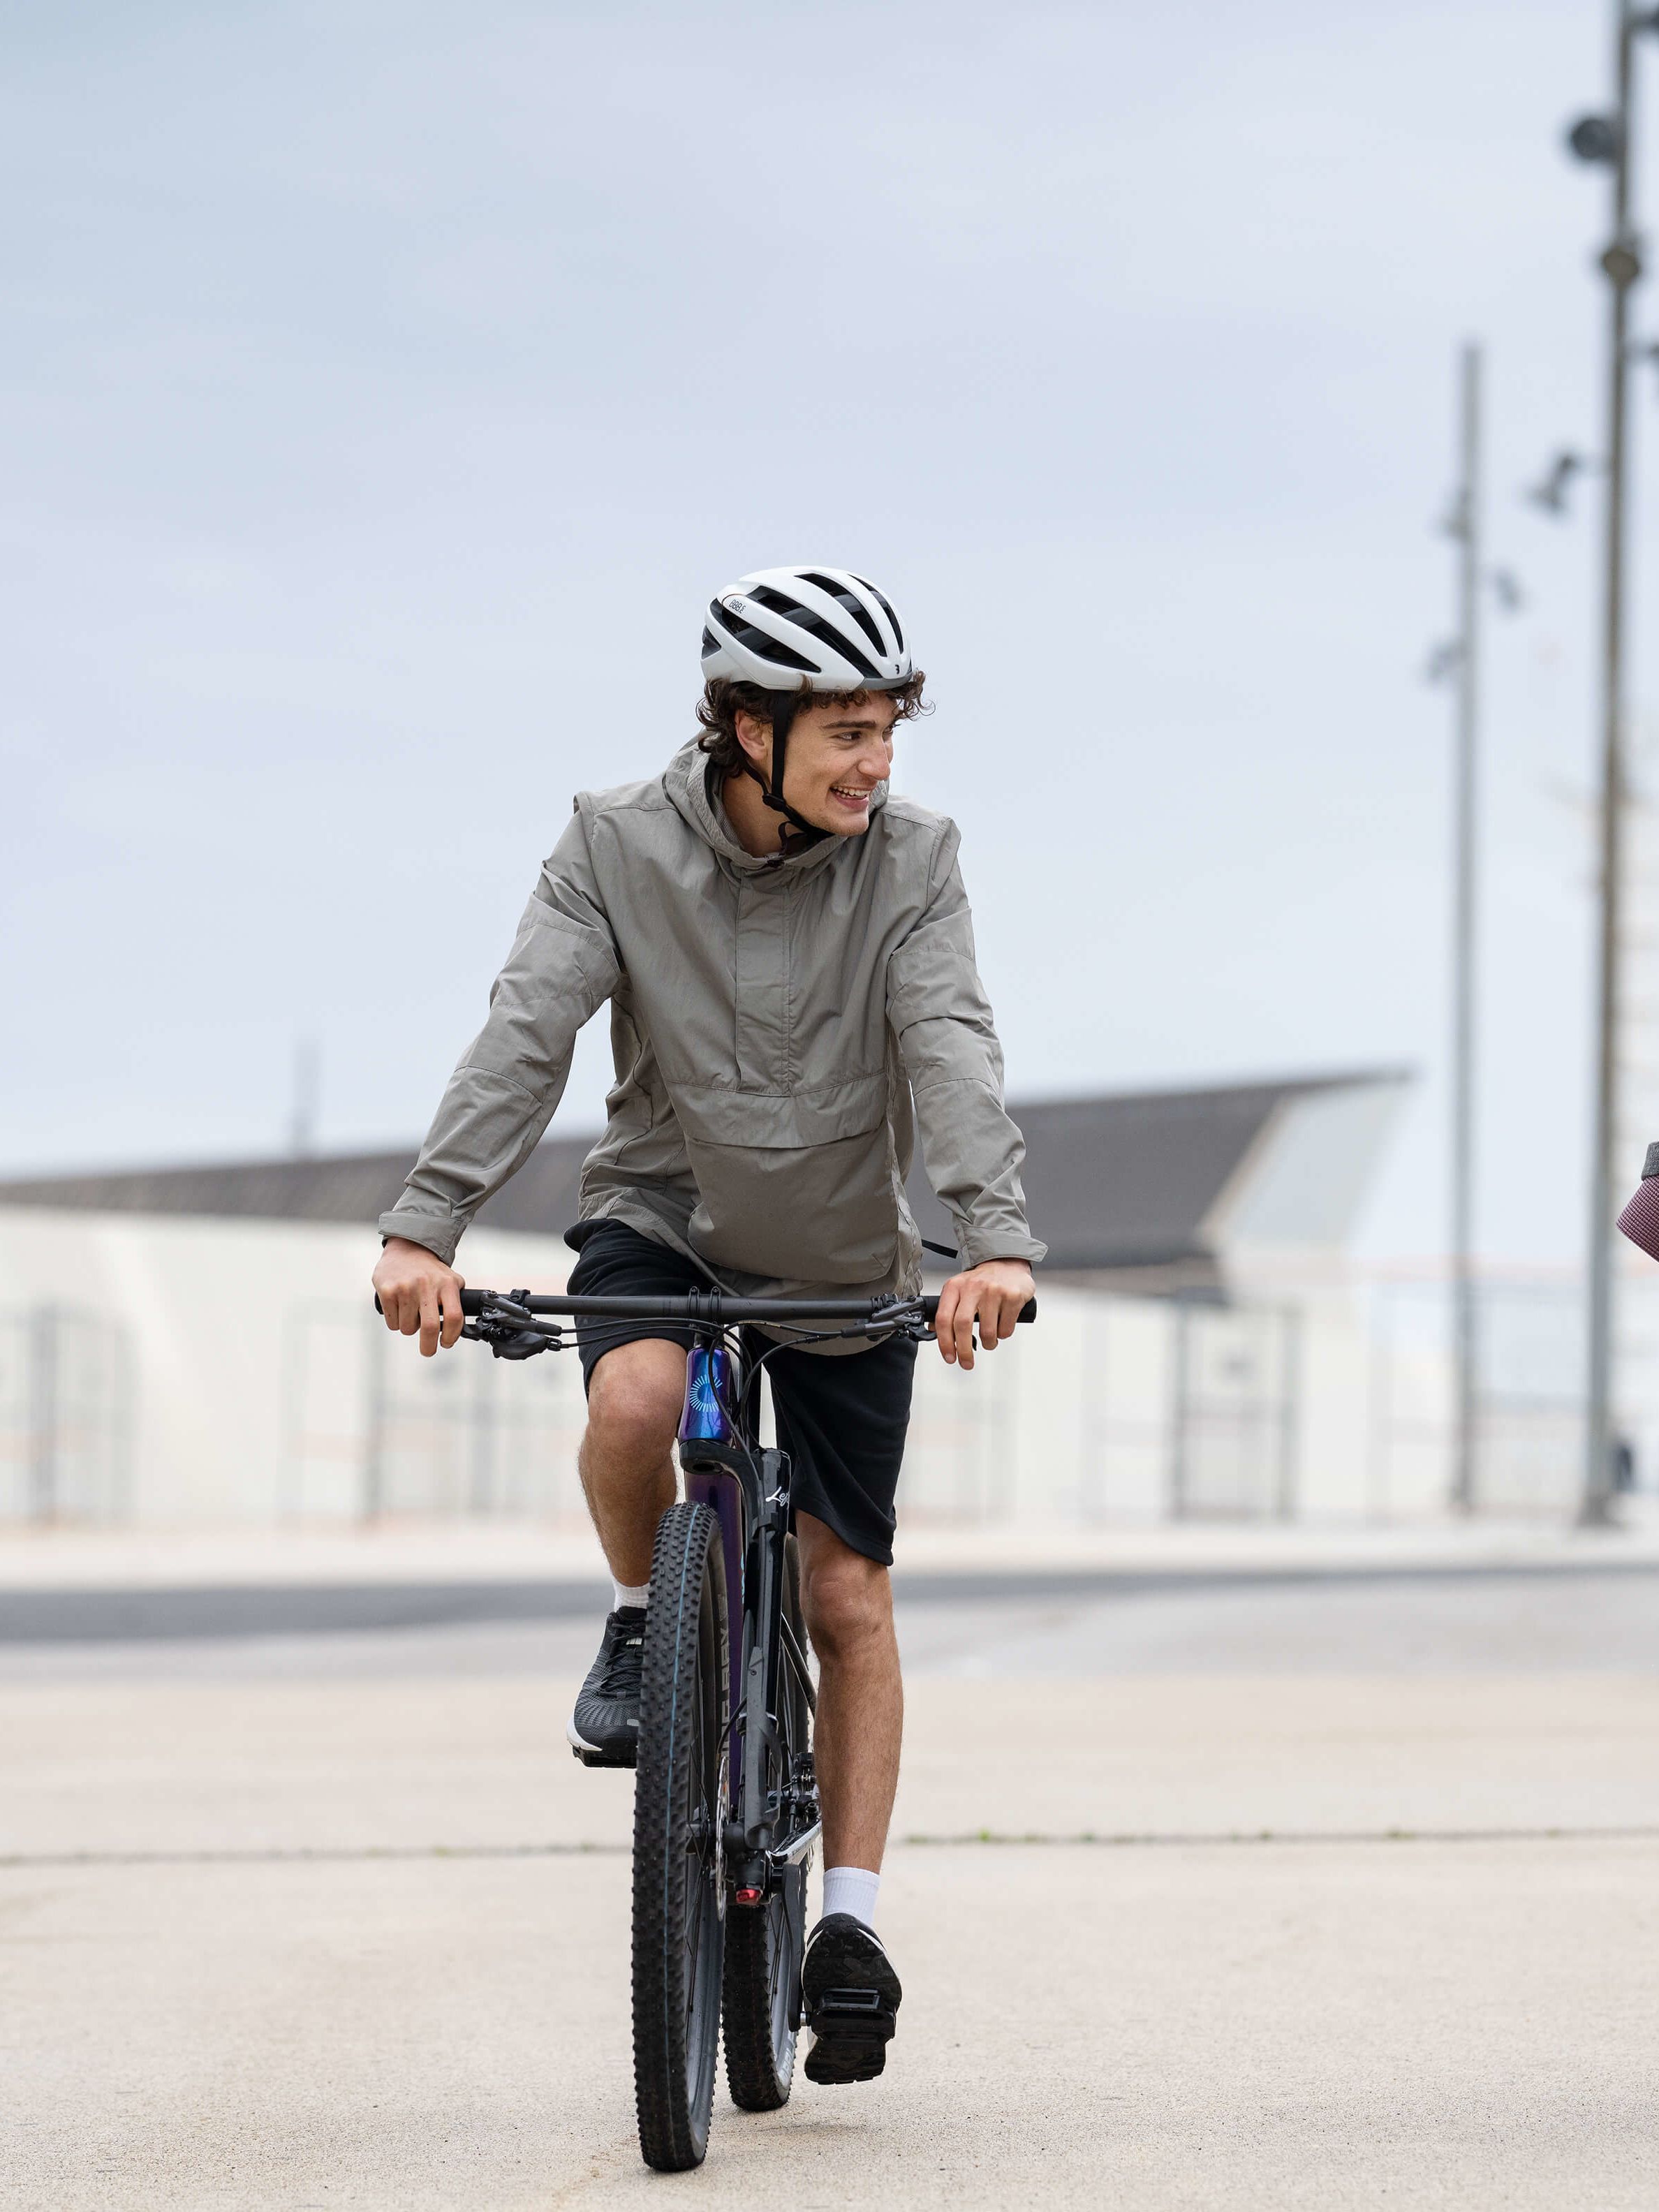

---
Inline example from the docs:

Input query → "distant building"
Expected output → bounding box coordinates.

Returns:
[0,1070,1412,1527]
[0,1068,1409,1302]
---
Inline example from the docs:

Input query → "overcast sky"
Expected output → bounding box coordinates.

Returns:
[3,0,1652,1263]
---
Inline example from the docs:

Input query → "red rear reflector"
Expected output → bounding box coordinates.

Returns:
[735,1886,764,1906]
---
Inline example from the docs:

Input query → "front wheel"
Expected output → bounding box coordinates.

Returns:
[723,1533,812,2111]
[632,1503,729,2172]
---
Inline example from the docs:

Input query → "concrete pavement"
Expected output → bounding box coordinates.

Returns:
[6,1837,1655,2211]
[4,1561,1658,2208]
[6,1672,1659,1859]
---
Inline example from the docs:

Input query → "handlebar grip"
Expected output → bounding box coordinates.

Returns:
[375,1291,479,1316]
[1019,1298,1037,1323]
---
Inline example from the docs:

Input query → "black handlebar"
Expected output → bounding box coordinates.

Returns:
[452,1288,1036,1326]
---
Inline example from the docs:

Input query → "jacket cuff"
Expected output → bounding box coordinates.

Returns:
[959,1229,1047,1268]
[377,1211,463,1265]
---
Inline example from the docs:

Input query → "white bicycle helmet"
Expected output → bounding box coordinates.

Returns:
[700,566,914,854]
[701,566,912,693]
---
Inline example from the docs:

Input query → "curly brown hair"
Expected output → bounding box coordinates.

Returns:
[695,672,930,779]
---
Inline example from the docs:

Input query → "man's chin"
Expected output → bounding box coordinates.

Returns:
[812,802,873,836]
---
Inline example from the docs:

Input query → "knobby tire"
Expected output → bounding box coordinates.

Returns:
[722,1533,811,2111]
[632,1503,728,2172]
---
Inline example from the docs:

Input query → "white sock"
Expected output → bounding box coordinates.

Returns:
[612,1579,650,1612]
[822,1866,880,1931]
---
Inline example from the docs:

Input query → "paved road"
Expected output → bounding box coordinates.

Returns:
[6,1556,1659,1644]
[7,1837,1653,2211]
[5,1569,1657,2208]
[4,1558,1658,1679]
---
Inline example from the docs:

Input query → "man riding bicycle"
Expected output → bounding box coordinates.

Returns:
[371,567,1043,2084]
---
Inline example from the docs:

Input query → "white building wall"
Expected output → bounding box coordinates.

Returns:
[0,1205,1596,1528]
[0,1208,579,1523]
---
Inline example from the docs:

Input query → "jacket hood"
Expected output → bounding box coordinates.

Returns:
[663,738,887,881]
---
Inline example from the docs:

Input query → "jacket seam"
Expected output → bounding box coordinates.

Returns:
[452,1062,547,1106]
[668,1069,888,1100]
[782,879,797,1090]
[908,1072,1003,1102]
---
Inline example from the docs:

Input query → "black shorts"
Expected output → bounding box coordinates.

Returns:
[566,1220,917,1568]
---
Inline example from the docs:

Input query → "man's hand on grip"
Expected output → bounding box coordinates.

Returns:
[932,1258,1035,1371]
[372,1236,466,1357]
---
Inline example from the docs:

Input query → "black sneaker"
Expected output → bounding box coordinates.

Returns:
[802,1914,902,2084]
[567,1607,646,1768]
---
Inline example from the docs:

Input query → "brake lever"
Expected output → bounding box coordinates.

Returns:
[463,1294,561,1361]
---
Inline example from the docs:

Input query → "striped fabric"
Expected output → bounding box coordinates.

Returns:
[1616,1165,1659,1261]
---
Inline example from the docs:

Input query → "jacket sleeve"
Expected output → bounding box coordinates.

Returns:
[377,806,622,1264]
[885,822,1047,1269]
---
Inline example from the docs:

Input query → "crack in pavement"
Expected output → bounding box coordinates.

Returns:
[5,1824,1658,1869]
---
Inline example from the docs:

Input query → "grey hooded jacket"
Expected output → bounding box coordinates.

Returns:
[378,740,1045,1305]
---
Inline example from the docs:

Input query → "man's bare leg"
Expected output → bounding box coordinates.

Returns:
[577,1338,685,1585]
[567,1339,686,1765]
[575,1365,904,1878]
[794,1508,905,2085]
[794,1508,903,1873]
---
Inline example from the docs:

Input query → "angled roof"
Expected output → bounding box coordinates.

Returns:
[905,1070,1408,1276]
[0,1069,1408,1284]
[0,1140,593,1239]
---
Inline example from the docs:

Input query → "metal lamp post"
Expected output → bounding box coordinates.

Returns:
[1444,345,1484,1516]
[1431,348,1524,1515]
[1570,3,1659,1526]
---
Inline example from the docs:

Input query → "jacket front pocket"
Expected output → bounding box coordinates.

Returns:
[671,1079,898,1283]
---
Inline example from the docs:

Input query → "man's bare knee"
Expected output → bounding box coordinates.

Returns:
[802,1552,892,1665]
[584,1341,684,1467]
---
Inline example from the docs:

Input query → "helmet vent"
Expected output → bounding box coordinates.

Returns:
[850,573,904,654]
[746,584,879,681]
[800,571,888,658]
[707,599,816,674]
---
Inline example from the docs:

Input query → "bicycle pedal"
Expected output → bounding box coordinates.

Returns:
[570,1743,636,1770]
[804,1990,896,2084]
[812,1987,892,2024]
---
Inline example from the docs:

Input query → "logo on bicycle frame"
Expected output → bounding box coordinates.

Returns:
[679,1345,739,1445]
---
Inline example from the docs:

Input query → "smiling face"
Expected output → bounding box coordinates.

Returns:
[732,692,899,836]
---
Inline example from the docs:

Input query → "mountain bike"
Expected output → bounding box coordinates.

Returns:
[451,1278,1034,2172]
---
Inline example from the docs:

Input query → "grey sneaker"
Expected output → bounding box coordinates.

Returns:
[802,1914,902,2084]
[567,1607,646,1768]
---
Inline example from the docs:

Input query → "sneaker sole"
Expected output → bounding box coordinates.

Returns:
[801,1920,901,2085]
[803,2000,896,2084]
[565,1717,637,1770]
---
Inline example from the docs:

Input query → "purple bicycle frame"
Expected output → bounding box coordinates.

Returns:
[677,1343,750,1703]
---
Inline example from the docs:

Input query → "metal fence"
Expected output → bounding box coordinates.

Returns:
[1169,1303,1300,1520]
[1364,1276,1586,1519]
[274,1280,1599,1528]
[899,1295,1304,1525]
[0,1304,134,1524]
[3,1276,1598,1529]
[281,1303,589,1520]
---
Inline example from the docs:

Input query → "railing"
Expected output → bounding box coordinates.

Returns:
[0,1304,133,1524]
[0,1274,1616,1530]
[281,1302,587,1521]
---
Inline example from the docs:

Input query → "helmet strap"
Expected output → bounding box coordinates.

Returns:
[741,688,826,861]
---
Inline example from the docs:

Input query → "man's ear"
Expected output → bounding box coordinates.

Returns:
[732,711,772,774]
